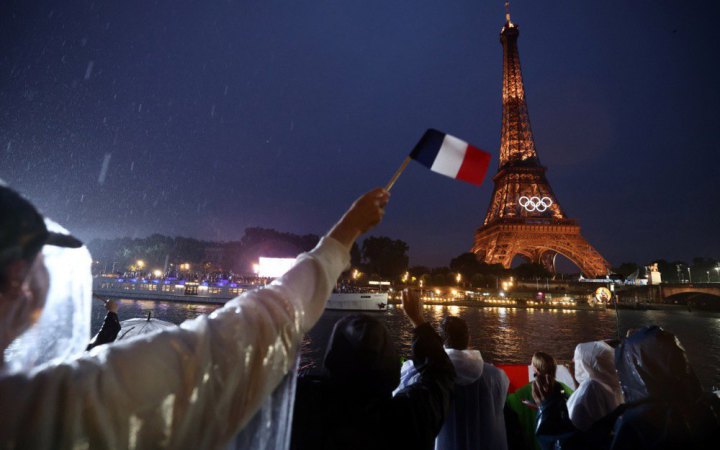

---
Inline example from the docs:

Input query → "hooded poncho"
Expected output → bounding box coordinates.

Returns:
[398,348,509,450]
[566,341,623,431]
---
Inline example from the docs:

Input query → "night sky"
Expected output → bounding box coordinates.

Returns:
[1,0,719,269]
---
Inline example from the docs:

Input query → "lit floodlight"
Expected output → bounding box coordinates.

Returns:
[256,257,296,278]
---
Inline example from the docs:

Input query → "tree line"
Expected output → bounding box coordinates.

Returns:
[89,231,718,285]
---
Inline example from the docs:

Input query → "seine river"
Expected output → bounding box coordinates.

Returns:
[91,300,720,390]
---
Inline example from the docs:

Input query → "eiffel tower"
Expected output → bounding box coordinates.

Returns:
[471,5,609,277]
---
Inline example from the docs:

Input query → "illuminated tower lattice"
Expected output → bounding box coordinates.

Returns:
[471,7,609,277]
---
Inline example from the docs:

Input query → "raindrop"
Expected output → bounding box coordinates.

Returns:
[81,37,88,47]
[5,141,11,153]
[130,161,135,171]
[84,61,94,80]
[224,85,229,96]
[210,104,216,118]
[138,103,143,112]
[80,194,85,203]
[290,120,294,131]
[98,153,112,184]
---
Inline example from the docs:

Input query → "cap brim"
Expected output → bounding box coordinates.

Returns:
[45,231,83,248]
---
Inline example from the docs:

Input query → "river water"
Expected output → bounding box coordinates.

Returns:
[91,300,720,390]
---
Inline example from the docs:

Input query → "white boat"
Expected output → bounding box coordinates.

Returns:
[93,275,252,304]
[326,292,388,312]
[94,275,388,311]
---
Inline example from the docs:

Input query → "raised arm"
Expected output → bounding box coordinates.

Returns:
[391,289,455,447]
[0,188,389,449]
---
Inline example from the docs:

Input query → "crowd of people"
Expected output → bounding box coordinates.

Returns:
[2,183,720,449]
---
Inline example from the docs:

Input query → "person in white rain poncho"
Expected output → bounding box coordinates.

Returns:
[0,184,389,449]
[566,341,623,431]
[395,316,509,450]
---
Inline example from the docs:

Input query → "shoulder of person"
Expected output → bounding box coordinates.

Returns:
[481,363,507,379]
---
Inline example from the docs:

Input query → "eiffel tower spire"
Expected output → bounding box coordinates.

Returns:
[471,7,610,277]
[500,3,538,167]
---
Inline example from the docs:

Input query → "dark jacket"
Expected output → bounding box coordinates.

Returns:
[536,326,720,450]
[291,317,455,450]
[86,311,120,351]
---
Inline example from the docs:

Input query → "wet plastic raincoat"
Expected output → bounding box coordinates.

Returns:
[566,341,623,431]
[0,235,349,449]
[398,348,509,450]
[535,326,720,450]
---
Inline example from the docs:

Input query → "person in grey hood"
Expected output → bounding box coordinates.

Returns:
[397,316,509,450]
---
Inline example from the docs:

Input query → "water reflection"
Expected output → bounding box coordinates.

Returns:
[91,300,720,389]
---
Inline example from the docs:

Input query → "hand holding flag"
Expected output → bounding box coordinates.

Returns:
[385,129,492,191]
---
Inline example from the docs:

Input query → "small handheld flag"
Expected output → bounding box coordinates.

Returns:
[385,129,492,191]
[411,129,491,186]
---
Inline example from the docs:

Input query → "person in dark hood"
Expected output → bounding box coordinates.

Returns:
[86,298,121,351]
[290,289,455,450]
[396,315,509,450]
[533,326,720,449]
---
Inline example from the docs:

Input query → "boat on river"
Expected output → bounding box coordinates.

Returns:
[93,275,388,311]
[326,291,388,312]
[93,275,250,304]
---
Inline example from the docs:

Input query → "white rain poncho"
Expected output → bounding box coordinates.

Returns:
[566,341,624,431]
[0,235,349,449]
[397,349,510,450]
[2,219,92,373]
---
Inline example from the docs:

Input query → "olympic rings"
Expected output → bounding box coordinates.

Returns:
[518,195,553,212]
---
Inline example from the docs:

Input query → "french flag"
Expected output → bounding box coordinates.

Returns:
[410,129,491,186]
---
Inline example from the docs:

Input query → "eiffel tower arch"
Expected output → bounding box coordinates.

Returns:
[471,7,610,278]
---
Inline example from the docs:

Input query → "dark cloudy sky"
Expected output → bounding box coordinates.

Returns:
[1,0,719,268]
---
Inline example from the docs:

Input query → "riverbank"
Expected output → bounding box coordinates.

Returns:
[388,299,712,312]
[387,298,603,311]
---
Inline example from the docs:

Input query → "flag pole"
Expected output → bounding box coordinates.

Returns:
[385,156,411,192]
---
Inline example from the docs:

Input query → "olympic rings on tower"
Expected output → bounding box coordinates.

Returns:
[518,196,553,212]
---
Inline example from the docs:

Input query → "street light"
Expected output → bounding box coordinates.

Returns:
[714,266,720,282]
[137,260,145,269]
